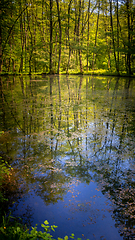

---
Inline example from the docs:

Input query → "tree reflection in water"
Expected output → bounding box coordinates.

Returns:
[0,75,135,239]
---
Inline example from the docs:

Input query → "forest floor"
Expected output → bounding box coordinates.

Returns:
[0,69,135,78]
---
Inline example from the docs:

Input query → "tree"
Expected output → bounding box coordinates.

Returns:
[56,0,62,74]
[92,0,100,71]
[0,0,134,75]
[49,0,53,74]
[109,0,119,73]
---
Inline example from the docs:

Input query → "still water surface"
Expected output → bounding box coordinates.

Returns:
[0,75,135,240]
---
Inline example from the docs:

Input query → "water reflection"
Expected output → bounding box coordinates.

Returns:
[0,75,135,239]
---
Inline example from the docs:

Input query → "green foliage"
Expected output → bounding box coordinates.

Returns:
[0,216,57,240]
[0,216,85,240]
[0,0,134,75]
[0,156,13,203]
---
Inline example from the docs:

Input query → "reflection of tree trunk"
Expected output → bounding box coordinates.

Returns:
[116,79,131,171]
[29,76,34,134]
[0,22,2,73]
[1,77,24,133]
[67,108,70,138]
[65,78,75,159]
[0,77,10,155]
[54,76,61,153]
[0,77,6,131]
[66,76,70,102]
[57,76,61,130]
[109,79,119,152]
[91,78,97,152]
[78,76,82,101]
[110,78,119,114]
[74,110,78,130]
[93,101,96,151]
[86,77,88,157]
[20,77,27,138]
[50,77,53,154]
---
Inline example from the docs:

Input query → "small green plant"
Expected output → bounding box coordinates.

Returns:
[0,158,12,177]
[0,216,88,240]
[0,216,57,240]
[0,157,13,203]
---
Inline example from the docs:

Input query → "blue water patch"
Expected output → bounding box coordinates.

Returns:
[10,180,123,240]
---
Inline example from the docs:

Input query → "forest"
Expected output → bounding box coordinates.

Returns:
[0,0,135,76]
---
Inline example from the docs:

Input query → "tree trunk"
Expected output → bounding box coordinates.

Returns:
[67,0,72,74]
[0,21,2,73]
[19,14,24,72]
[103,0,111,70]
[56,0,61,74]
[77,0,83,73]
[126,0,132,74]
[92,0,100,71]
[116,0,119,72]
[109,0,119,74]
[87,0,90,72]
[49,0,53,74]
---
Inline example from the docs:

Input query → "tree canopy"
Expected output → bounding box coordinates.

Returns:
[0,0,135,75]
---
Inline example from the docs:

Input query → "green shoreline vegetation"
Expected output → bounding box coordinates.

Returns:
[0,70,135,78]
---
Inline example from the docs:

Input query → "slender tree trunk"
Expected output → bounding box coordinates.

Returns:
[126,0,132,74]
[67,0,72,74]
[77,0,83,73]
[0,21,2,73]
[116,0,119,72]
[27,4,33,75]
[19,17,24,72]
[34,3,37,72]
[92,0,100,71]
[49,0,53,74]
[55,30,58,71]
[130,3,134,72]
[42,0,45,35]
[109,0,119,73]
[19,0,24,73]
[87,0,90,72]
[56,0,61,74]
[103,0,111,70]
[74,0,77,42]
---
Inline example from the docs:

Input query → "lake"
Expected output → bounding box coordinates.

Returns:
[0,75,135,240]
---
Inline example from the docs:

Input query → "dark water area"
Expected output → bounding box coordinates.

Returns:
[0,75,135,240]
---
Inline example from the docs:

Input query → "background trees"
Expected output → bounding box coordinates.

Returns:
[0,0,135,75]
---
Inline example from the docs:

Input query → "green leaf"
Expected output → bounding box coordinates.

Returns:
[44,220,49,225]
[64,235,68,240]
[41,224,45,228]
[70,233,75,239]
